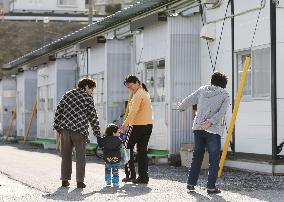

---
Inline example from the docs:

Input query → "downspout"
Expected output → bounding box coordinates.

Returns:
[231,0,235,156]
[270,0,277,172]
[86,47,89,75]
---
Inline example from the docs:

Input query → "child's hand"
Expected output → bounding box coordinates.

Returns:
[119,124,128,133]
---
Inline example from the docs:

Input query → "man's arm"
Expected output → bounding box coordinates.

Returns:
[53,94,65,131]
[177,87,201,111]
[87,96,101,137]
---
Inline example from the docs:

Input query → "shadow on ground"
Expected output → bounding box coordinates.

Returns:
[42,187,96,201]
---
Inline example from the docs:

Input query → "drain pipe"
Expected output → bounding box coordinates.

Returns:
[270,0,277,171]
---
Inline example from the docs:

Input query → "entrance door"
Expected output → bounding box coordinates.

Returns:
[143,59,167,150]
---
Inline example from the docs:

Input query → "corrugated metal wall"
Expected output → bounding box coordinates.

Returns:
[24,71,37,139]
[0,78,17,136]
[168,15,202,154]
[16,71,37,139]
[106,39,132,124]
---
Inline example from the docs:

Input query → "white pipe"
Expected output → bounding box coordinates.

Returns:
[205,0,267,24]
[1,15,103,22]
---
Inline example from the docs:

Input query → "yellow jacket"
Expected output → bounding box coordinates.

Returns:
[123,88,153,126]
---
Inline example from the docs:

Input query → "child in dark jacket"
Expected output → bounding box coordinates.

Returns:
[103,123,121,187]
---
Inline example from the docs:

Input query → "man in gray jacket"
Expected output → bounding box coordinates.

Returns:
[178,71,230,194]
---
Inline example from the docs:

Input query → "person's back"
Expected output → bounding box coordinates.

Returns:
[192,85,229,135]
[53,78,100,189]
[177,71,229,194]
[103,123,121,187]
[103,135,121,164]
[54,88,101,138]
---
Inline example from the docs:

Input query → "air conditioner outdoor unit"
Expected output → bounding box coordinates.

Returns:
[200,23,216,41]
[202,0,223,9]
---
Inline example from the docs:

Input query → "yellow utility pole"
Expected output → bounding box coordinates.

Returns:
[218,56,251,177]
[4,107,17,142]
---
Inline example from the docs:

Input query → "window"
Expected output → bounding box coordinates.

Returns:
[236,47,270,98]
[145,59,165,102]
[92,72,104,104]
[57,0,76,6]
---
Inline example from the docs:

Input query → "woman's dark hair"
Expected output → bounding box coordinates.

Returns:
[77,78,96,89]
[105,123,119,136]
[211,71,228,89]
[123,75,148,92]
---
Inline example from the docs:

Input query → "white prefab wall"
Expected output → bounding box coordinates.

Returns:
[276,7,284,155]
[9,0,86,13]
[202,0,272,154]
[16,71,37,139]
[37,57,76,139]
[135,21,167,65]
[0,78,17,137]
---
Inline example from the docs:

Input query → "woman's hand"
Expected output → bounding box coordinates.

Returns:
[201,120,212,130]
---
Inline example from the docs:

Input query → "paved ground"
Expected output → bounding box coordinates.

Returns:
[1,143,284,202]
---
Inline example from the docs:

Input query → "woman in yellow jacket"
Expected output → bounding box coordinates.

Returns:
[120,75,153,184]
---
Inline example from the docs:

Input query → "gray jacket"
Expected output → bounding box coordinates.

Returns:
[178,85,230,135]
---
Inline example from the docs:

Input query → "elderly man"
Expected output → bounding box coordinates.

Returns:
[54,78,101,188]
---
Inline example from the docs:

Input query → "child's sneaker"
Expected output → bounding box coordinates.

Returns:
[106,181,111,187]
[113,183,119,188]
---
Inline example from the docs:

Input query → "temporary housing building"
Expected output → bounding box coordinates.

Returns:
[199,0,283,174]
[1,0,203,152]
[16,70,37,140]
[36,55,77,140]
[0,77,17,137]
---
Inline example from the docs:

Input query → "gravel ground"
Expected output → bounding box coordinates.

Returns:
[1,143,284,201]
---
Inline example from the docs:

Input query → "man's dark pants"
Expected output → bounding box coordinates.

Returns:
[61,129,86,182]
[187,130,221,189]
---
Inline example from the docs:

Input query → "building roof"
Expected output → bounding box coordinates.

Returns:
[3,0,181,69]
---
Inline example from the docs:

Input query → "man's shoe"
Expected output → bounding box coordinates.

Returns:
[62,181,70,187]
[77,182,86,188]
[207,188,221,194]
[122,177,133,183]
[187,185,195,191]
[132,177,149,184]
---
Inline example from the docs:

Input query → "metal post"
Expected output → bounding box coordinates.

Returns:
[88,0,93,24]
[270,0,277,165]
[86,47,89,75]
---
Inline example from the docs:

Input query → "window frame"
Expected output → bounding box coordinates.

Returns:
[144,58,165,103]
[57,0,77,7]
[235,45,271,101]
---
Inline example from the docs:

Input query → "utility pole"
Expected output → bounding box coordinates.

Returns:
[88,0,93,24]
